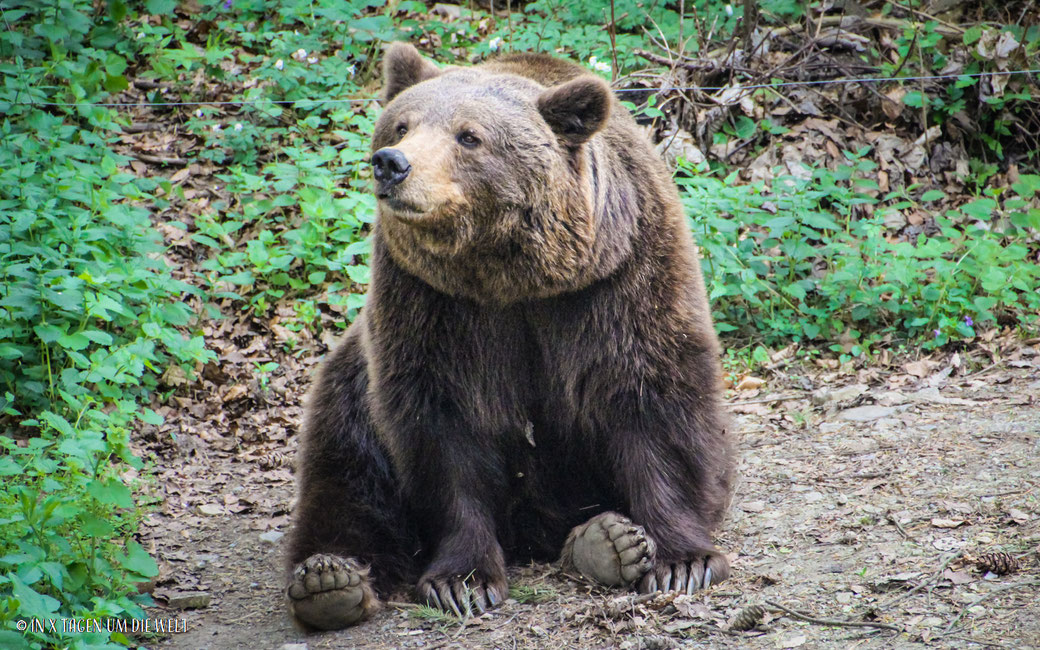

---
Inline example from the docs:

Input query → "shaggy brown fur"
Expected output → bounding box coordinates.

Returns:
[286,42,734,630]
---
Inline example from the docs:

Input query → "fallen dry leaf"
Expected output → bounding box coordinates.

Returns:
[1008,508,1031,525]
[736,375,766,391]
[904,360,934,378]
[930,517,966,529]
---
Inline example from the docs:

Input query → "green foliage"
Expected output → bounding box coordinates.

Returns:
[682,155,1040,358]
[0,2,210,647]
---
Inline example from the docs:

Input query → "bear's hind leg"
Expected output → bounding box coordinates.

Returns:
[560,512,655,588]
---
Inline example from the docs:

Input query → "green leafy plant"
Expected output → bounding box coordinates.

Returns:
[0,2,212,647]
[681,154,1040,354]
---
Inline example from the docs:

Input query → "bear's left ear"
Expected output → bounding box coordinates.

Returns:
[537,77,612,146]
[383,42,441,103]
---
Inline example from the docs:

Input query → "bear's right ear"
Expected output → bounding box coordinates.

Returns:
[537,76,612,146]
[382,42,441,103]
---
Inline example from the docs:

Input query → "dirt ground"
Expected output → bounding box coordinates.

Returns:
[142,352,1040,650]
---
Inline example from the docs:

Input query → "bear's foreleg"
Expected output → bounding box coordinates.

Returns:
[385,402,511,617]
[286,329,416,630]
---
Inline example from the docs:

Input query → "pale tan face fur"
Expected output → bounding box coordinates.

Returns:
[377,124,468,225]
[370,44,619,304]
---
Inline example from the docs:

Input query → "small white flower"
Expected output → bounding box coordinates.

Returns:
[274,59,284,70]
[137,32,145,40]
[488,37,502,52]
[725,4,733,15]
[293,48,307,60]
[212,124,222,133]
[195,109,204,118]
[589,56,610,73]
[307,56,318,64]
[346,64,357,76]
[234,122,243,132]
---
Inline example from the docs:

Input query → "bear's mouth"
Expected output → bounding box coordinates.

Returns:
[380,197,448,227]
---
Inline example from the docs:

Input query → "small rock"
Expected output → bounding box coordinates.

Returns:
[280,644,308,650]
[167,591,211,610]
[260,530,285,543]
[876,391,908,406]
[777,633,807,648]
[430,3,462,19]
[839,405,899,422]
[811,383,868,405]
[197,503,223,516]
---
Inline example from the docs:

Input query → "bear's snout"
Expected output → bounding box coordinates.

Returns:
[372,148,412,196]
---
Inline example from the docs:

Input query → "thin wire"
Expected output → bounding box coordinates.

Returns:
[4,68,1038,109]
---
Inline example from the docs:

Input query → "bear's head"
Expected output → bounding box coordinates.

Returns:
[371,43,625,305]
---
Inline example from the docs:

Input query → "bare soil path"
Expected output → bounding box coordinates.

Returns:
[144,358,1040,650]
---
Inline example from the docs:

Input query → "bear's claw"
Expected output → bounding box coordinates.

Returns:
[561,512,656,587]
[287,554,378,631]
[419,572,506,618]
[637,551,729,595]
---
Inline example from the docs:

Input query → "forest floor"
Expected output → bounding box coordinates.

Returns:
[139,345,1040,650]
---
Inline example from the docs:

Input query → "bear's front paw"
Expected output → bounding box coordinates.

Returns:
[561,511,656,587]
[418,569,507,618]
[287,554,378,631]
[637,550,729,595]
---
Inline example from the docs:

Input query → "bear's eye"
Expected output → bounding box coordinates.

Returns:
[457,131,480,148]
[396,124,408,138]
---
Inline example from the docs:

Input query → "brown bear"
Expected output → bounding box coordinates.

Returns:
[285,42,734,631]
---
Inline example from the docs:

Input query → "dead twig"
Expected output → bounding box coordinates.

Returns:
[886,510,914,541]
[728,394,805,406]
[942,580,1040,634]
[882,0,966,35]
[123,122,167,133]
[135,154,190,165]
[769,15,962,39]
[874,549,965,611]
[766,600,902,632]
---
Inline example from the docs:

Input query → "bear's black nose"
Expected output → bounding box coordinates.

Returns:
[372,148,411,193]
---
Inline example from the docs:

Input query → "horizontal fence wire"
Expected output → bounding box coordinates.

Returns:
[3,68,1038,109]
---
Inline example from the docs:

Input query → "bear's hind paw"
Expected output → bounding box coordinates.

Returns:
[287,554,378,631]
[561,511,656,587]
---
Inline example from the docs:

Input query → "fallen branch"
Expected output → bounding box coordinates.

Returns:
[769,15,962,39]
[766,600,902,632]
[123,122,167,133]
[135,154,190,165]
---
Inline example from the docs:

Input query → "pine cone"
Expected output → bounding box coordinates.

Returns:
[731,604,765,631]
[976,552,1019,575]
[259,451,293,471]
